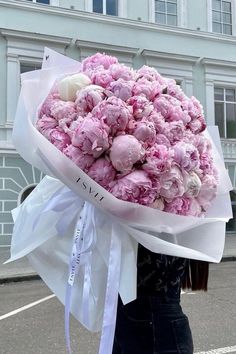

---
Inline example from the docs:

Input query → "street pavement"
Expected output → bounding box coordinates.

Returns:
[0,262,236,354]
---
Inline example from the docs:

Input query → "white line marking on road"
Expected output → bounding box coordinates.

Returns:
[181,290,195,295]
[0,294,56,321]
[195,345,236,354]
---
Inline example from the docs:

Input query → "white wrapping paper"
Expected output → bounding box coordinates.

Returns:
[8,48,233,351]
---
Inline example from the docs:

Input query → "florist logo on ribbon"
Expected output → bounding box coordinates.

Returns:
[76,177,105,202]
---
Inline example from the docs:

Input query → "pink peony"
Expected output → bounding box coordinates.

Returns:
[88,158,116,188]
[154,95,190,125]
[110,135,145,173]
[49,128,71,151]
[75,85,105,113]
[61,116,84,139]
[72,114,110,158]
[173,142,200,172]
[109,63,134,81]
[162,121,185,145]
[92,96,132,135]
[127,95,153,120]
[82,53,118,71]
[159,166,186,199]
[58,115,78,135]
[192,134,212,155]
[136,66,166,84]
[50,100,77,121]
[109,170,157,205]
[150,197,165,210]
[199,152,214,175]
[166,79,186,101]
[187,116,206,134]
[183,171,202,197]
[164,197,202,216]
[89,68,113,88]
[182,97,206,134]
[63,144,94,172]
[132,79,163,101]
[132,120,156,147]
[108,79,134,101]
[197,174,218,211]
[147,112,165,133]
[143,144,173,175]
[39,93,60,118]
[36,115,58,139]
[155,134,171,147]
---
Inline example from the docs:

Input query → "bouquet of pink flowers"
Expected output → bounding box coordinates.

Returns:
[9,49,232,354]
[36,52,217,217]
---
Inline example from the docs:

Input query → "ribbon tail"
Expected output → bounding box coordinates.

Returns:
[98,224,122,354]
[65,284,73,354]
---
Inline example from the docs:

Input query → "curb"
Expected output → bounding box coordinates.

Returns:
[221,256,236,262]
[0,273,40,284]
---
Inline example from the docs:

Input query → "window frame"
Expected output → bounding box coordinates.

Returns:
[214,86,236,139]
[85,0,127,17]
[154,0,178,26]
[207,0,236,35]
[149,0,187,27]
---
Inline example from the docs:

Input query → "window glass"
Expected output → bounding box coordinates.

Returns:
[222,1,231,12]
[37,0,50,4]
[226,89,235,102]
[222,12,231,24]
[214,87,224,100]
[215,102,225,137]
[156,12,166,24]
[213,10,221,22]
[167,2,177,14]
[106,0,118,15]
[167,14,177,25]
[93,0,103,13]
[226,103,236,138]
[20,63,41,73]
[213,22,222,33]
[155,1,165,12]
[213,0,221,11]
[223,24,232,34]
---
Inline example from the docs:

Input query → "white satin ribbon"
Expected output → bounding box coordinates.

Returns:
[99,223,122,354]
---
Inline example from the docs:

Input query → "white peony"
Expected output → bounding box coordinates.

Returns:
[58,73,91,101]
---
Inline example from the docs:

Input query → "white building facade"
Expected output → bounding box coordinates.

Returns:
[0,0,236,245]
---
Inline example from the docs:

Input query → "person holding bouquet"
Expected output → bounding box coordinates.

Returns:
[113,247,209,354]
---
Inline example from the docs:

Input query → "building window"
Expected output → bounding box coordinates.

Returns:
[19,185,37,204]
[155,0,177,26]
[212,0,232,35]
[26,0,50,4]
[93,0,118,16]
[20,62,41,74]
[214,87,236,139]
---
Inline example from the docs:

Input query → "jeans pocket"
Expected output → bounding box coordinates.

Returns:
[171,316,194,354]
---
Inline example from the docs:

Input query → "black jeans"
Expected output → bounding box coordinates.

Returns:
[112,296,193,354]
